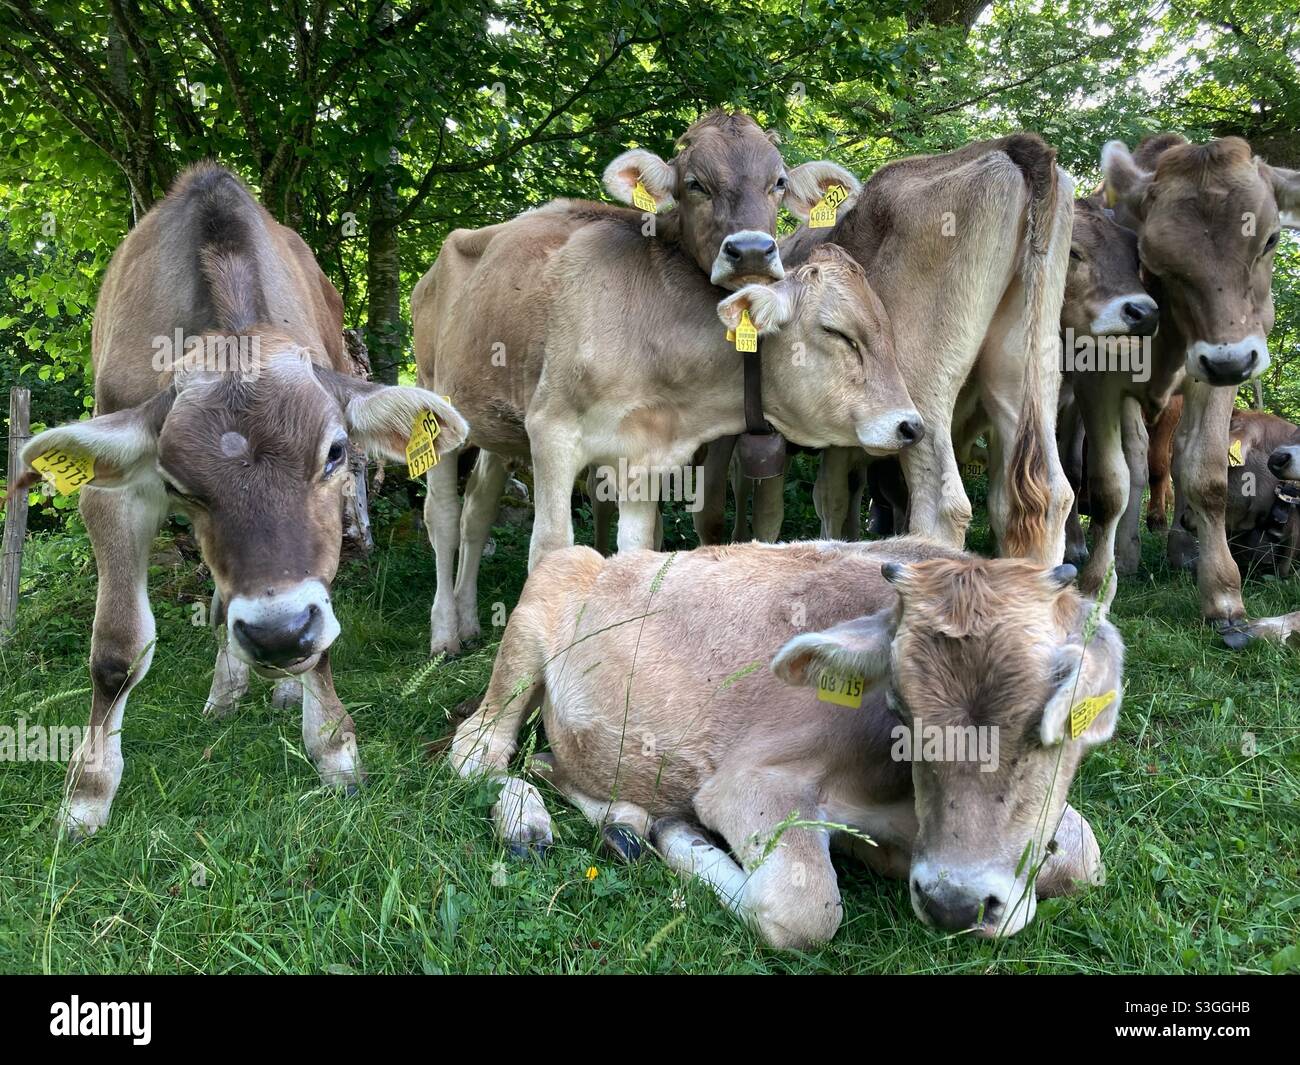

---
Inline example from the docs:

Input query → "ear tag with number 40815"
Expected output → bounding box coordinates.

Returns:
[406,410,441,479]
[809,184,848,229]
[31,448,96,495]
[817,669,865,709]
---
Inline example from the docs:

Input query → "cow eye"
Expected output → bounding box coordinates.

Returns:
[161,473,204,508]
[772,176,788,195]
[684,176,707,195]
[324,437,348,477]
[1069,247,1084,262]
[825,326,861,358]
[1263,231,1280,253]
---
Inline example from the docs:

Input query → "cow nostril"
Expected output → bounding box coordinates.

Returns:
[984,894,1002,914]
[898,418,925,445]
[1122,301,1144,322]
[761,239,777,257]
[722,240,741,261]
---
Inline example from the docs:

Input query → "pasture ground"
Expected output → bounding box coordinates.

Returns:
[1,461,1298,974]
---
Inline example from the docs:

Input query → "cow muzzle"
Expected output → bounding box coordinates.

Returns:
[710,230,783,288]
[1185,336,1269,386]
[1268,444,1300,482]
[910,861,1035,938]
[226,580,341,673]
[857,410,925,456]
[1091,293,1159,336]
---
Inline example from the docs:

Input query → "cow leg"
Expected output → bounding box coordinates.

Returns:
[454,449,508,646]
[693,437,735,546]
[1036,802,1105,896]
[1174,381,1249,644]
[426,450,463,656]
[1167,481,1199,571]
[729,456,753,541]
[843,461,867,541]
[1115,396,1148,576]
[61,482,168,838]
[616,499,660,553]
[1059,395,1088,567]
[588,466,616,555]
[1146,401,1178,533]
[751,471,785,542]
[528,752,653,855]
[814,447,856,539]
[300,651,362,790]
[661,774,842,949]
[450,610,552,853]
[901,424,971,549]
[1077,392,1127,604]
[526,414,583,570]
[203,642,249,719]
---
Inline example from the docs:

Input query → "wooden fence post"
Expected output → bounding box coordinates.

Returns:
[0,387,32,641]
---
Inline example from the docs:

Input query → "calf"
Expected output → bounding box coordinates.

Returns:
[412,110,862,654]
[16,165,467,837]
[453,537,1121,948]
[699,134,1076,565]
[1102,134,1300,645]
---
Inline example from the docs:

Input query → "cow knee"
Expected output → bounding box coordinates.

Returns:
[90,654,140,699]
[745,863,842,950]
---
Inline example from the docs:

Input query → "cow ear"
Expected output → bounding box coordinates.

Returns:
[1262,163,1300,229]
[320,372,469,464]
[717,281,795,336]
[603,149,676,210]
[1100,141,1153,216]
[771,607,896,688]
[1040,625,1124,747]
[784,160,862,222]
[16,389,173,493]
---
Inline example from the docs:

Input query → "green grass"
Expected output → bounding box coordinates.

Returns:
[1,466,1298,974]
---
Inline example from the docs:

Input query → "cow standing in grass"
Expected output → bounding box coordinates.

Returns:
[17,164,467,837]
[1100,134,1300,645]
[411,110,875,655]
[697,134,1077,566]
[452,536,1119,948]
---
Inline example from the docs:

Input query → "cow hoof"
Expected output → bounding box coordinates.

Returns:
[1210,618,1254,650]
[344,783,361,798]
[507,841,549,860]
[601,823,647,863]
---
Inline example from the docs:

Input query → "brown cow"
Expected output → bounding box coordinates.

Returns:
[412,110,864,654]
[1162,407,1300,578]
[452,536,1120,948]
[1102,134,1300,645]
[697,134,1076,565]
[16,164,467,837]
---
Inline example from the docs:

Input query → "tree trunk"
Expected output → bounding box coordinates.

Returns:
[366,152,404,386]
[0,388,32,641]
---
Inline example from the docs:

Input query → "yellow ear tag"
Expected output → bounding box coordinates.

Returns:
[31,447,95,495]
[631,181,658,213]
[1228,438,1244,467]
[817,669,865,709]
[406,410,441,479]
[734,308,758,353]
[1069,689,1116,739]
[1104,184,1118,208]
[808,183,848,229]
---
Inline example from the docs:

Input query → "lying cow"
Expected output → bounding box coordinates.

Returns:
[412,110,864,655]
[1101,134,1299,646]
[697,133,1076,566]
[452,537,1121,948]
[1171,409,1300,578]
[16,164,467,837]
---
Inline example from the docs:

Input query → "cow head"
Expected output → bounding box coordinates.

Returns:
[603,110,860,289]
[1102,135,1300,386]
[19,335,467,675]
[1063,198,1158,337]
[716,244,923,454]
[772,555,1123,937]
